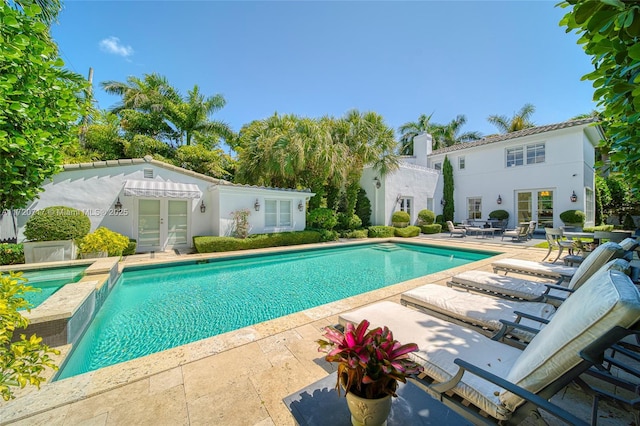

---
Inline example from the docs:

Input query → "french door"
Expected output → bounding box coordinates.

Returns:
[516,190,554,231]
[137,199,189,252]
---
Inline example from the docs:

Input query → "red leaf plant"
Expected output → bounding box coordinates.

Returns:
[317,319,424,399]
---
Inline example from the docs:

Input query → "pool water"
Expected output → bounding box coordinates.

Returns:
[20,266,86,309]
[57,243,494,379]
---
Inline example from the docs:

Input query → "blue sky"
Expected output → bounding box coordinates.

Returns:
[51,1,595,145]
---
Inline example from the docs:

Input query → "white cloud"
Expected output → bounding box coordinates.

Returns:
[99,36,134,58]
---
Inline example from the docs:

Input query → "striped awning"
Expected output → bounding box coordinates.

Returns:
[123,180,202,199]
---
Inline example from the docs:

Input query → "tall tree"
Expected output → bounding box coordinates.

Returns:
[487,103,536,133]
[398,113,433,154]
[442,156,454,221]
[431,115,482,147]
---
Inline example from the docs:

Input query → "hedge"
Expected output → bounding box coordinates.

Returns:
[193,230,322,253]
[122,239,137,256]
[340,229,369,239]
[0,243,24,265]
[24,206,91,242]
[420,224,442,234]
[368,226,395,238]
[582,225,614,233]
[394,226,420,238]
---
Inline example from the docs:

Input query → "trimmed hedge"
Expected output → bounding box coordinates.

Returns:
[560,209,586,225]
[489,209,509,220]
[391,211,410,224]
[417,209,435,225]
[193,230,322,253]
[368,226,395,238]
[394,226,420,238]
[0,243,24,265]
[122,239,137,256]
[583,225,614,232]
[340,229,369,239]
[420,224,442,234]
[307,208,338,230]
[24,206,91,242]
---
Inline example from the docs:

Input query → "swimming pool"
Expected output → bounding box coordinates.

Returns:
[57,242,495,379]
[20,266,86,309]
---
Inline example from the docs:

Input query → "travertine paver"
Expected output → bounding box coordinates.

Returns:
[1,236,635,425]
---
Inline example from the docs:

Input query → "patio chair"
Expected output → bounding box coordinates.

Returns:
[446,220,466,238]
[450,242,626,302]
[501,223,529,242]
[527,221,536,240]
[400,258,631,343]
[541,227,575,263]
[339,267,640,425]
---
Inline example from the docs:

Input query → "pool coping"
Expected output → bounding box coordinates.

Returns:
[1,238,538,424]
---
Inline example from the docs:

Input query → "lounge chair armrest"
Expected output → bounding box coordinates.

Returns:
[452,359,589,426]
[542,283,575,293]
[491,319,540,345]
[513,310,550,325]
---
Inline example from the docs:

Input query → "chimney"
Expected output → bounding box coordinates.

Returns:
[412,132,432,167]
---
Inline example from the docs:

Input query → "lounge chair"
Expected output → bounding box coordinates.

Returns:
[401,258,631,342]
[501,223,529,242]
[450,242,625,302]
[339,267,640,425]
[541,227,575,263]
[446,220,466,238]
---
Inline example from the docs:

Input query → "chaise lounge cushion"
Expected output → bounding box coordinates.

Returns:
[450,270,551,300]
[492,258,577,280]
[500,268,640,411]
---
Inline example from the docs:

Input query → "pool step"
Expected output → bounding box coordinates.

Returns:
[372,244,403,252]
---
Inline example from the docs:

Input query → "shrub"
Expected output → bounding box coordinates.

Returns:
[77,227,130,257]
[337,213,362,231]
[193,230,322,253]
[307,208,338,230]
[488,209,509,220]
[435,214,444,224]
[24,206,90,242]
[623,214,636,230]
[122,239,137,256]
[368,226,395,238]
[420,224,442,234]
[355,188,372,227]
[394,226,420,238]
[317,229,339,242]
[559,210,586,225]
[391,211,410,225]
[417,209,435,225]
[340,229,369,239]
[583,225,614,232]
[0,244,24,265]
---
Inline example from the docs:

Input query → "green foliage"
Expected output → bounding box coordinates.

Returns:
[122,239,137,256]
[391,211,410,224]
[559,1,640,194]
[0,244,24,265]
[442,156,454,221]
[420,224,442,234]
[488,209,509,220]
[77,227,130,256]
[315,229,339,242]
[417,209,435,225]
[174,144,231,179]
[595,175,610,225]
[435,214,444,224]
[560,209,586,225]
[307,208,338,230]
[123,134,175,159]
[337,213,362,231]
[0,3,88,211]
[604,175,633,223]
[623,214,636,230]
[1,272,59,400]
[583,224,614,232]
[340,229,369,239]
[367,226,395,238]
[193,231,322,253]
[24,206,91,242]
[355,188,372,227]
[487,103,536,133]
[82,111,125,160]
[394,226,420,238]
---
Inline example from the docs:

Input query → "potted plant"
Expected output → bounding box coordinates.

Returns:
[560,209,586,231]
[317,319,423,426]
[391,211,410,228]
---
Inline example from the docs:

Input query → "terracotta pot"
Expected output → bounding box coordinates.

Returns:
[345,392,392,426]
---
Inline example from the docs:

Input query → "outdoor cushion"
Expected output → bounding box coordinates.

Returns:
[564,242,625,290]
[450,270,550,300]
[620,237,639,252]
[339,301,521,420]
[491,258,577,280]
[501,268,640,411]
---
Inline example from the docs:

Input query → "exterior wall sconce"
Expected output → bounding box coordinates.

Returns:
[298,200,304,211]
[114,197,123,211]
[570,191,578,203]
[374,177,381,189]
[497,195,502,205]
[200,200,206,213]
[440,199,446,206]
[254,199,261,211]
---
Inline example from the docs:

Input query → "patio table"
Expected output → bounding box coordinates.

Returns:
[283,372,473,425]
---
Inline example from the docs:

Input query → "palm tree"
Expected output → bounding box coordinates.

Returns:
[487,103,536,133]
[101,73,179,114]
[164,85,232,146]
[8,0,61,23]
[398,113,434,154]
[431,115,482,147]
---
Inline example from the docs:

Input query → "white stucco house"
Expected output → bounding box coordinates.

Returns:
[4,156,313,253]
[361,118,603,231]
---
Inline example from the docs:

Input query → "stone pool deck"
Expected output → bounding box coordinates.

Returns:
[1,236,636,425]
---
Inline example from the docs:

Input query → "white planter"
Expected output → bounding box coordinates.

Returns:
[23,240,77,264]
[79,251,108,259]
[345,392,392,426]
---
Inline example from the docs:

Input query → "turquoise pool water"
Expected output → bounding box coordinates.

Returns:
[20,266,86,309]
[58,242,495,379]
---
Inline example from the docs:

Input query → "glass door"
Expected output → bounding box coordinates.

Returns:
[138,199,161,251]
[537,190,554,229]
[516,192,532,224]
[167,200,188,247]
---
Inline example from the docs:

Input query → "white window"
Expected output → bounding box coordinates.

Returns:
[506,147,523,167]
[585,188,594,225]
[399,197,412,218]
[467,197,482,220]
[265,200,292,227]
[458,156,465,170]
[506,143,545,167]
[433,162,442,171]
[526,143,545,164]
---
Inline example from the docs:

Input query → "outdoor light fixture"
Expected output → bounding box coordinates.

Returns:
[374,177,381,189]
[497,195,502,205]
[254,199,261,211]
[200,200,206,213]
[440,199,446,206]
[570,191,578,203]
[298,200,304,211]
[114,197,122,211]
